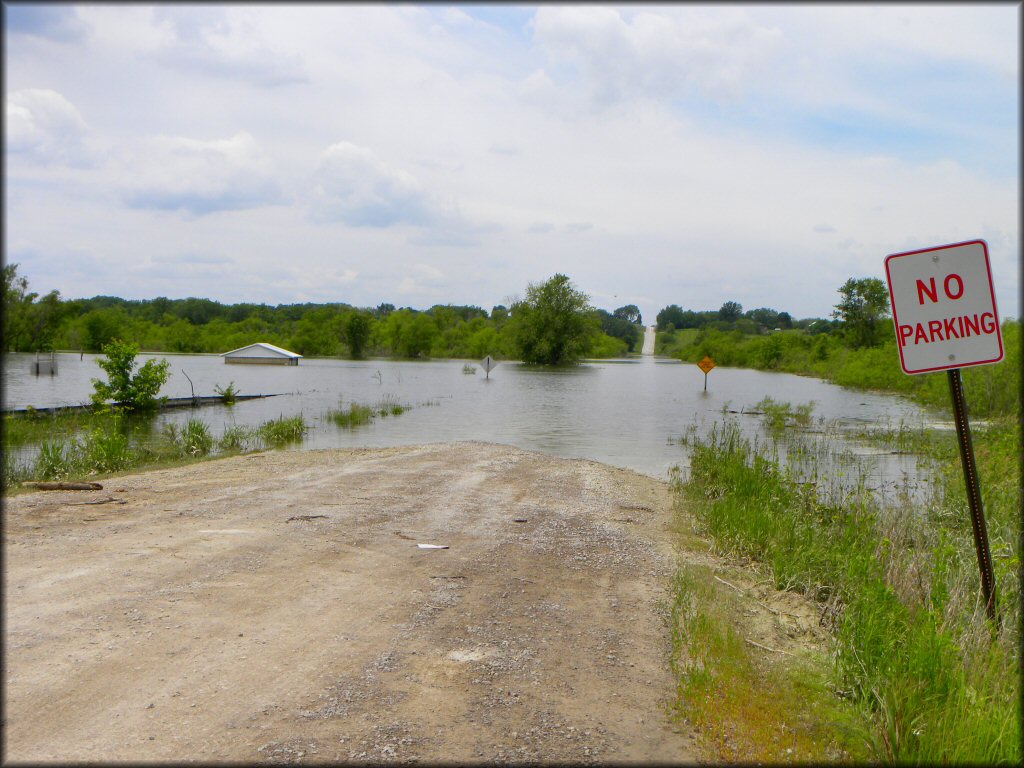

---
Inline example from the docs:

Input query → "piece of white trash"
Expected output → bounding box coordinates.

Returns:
[417,543,449,549]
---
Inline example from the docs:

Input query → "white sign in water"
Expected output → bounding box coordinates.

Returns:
[884,239,1003,375]
[480,355,497,377]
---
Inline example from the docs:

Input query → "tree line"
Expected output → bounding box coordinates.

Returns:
[2,266,647,365]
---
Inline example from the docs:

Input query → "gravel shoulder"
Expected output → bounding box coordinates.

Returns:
[4,442,705,763]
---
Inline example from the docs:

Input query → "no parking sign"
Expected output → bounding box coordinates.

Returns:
[884,239,1003,375]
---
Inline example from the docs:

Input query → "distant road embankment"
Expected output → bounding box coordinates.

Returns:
[642,325,656,355]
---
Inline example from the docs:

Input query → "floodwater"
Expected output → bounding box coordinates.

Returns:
[3,352,935,501]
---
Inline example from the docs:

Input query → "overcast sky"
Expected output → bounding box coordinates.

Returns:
[5,3,1020,322]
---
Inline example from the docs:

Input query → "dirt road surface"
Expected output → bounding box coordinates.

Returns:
[4,442,703,763]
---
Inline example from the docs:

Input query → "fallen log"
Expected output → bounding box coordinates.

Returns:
[21,481,103,491]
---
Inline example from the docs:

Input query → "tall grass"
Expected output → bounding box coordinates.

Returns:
[4,413,311,489]
[257,415,307,446]
[673,418,1020,763]
[325,394,411,429]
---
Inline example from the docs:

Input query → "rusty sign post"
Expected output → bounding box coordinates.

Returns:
[884,239,1004,624]
[697,356,715,391]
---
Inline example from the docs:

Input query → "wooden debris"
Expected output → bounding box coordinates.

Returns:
[745,638,794,656]
[22,481,103,491]
[69,497,127,506]
[287,515,328,522]
[713,575,744,593]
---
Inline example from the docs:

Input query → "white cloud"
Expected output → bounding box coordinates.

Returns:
[118,132,284,216]
[310,141,452,228]
[5,89,92,166]
[532,6,784,105]
[149,6,308,87]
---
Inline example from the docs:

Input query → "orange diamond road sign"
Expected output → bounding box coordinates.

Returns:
[697,356,715,374]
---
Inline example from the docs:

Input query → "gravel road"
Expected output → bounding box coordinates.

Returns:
[4,442,702,763]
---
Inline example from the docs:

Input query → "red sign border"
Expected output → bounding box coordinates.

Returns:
[884,239,1003,375]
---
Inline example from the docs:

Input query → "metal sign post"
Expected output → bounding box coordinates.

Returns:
[885,239,1003,624]
[697,356,715,391]
[480,355,496,380]
[947,368,998,624]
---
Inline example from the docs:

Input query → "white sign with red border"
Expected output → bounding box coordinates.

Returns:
[884,239,1003,375]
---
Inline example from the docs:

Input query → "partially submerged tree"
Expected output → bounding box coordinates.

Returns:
[508,274,599,365]
[91,340,171,411]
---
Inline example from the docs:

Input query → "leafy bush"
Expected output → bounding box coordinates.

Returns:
[91,340,170,412]
[213,381,238,405]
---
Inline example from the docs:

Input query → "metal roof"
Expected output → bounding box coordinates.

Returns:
[220,342,303,358]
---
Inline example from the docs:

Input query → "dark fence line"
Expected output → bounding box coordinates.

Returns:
[2,393,284,417]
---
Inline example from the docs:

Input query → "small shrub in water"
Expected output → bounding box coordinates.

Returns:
[213,381,238,405]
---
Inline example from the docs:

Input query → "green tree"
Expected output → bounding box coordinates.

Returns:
[656,304,686,331]
[597,309,641,351]
[3,263,36,351]
[91,340,171,411]
[508,274,599,365]
[718,301,743,323]
[380,309,439,357]
[82,308,127,351]
[613,304,642,325]
[343,310,373,358]
[833,277,890,348]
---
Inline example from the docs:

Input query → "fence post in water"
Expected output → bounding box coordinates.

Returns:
[947,368,998,625]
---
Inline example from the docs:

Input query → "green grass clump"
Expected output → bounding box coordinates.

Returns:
[257,415,307,445]
[217,424,258,453]
[376,394,408,417]
[327,395,411,428]
[161,419,214,457]
[329,403,375,428]
[674,420,1020,763]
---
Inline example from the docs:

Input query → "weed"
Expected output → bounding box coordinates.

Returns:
[258,415,306,445]
[377,393,408,417]
[329,403,375,428]
[218,424,257,453]
[213,381,238,405]
[179,419,213,457]
[35,440,72,480]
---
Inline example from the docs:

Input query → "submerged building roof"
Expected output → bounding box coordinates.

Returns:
[221,342,303,359]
